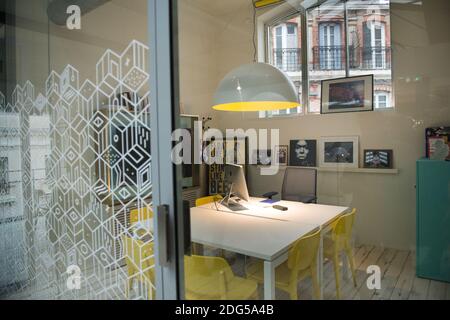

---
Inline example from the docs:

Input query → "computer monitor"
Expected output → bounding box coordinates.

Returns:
[223,163,250,203]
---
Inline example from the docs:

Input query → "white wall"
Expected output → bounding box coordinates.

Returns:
[204,2,450,250]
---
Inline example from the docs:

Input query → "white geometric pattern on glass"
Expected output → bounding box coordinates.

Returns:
[0,40,154,299]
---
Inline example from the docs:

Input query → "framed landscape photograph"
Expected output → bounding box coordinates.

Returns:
[274,145,288,166]
[321,75,373,114]
[363,149,393,169]
[319,136,359,168]
[289,139,317,167]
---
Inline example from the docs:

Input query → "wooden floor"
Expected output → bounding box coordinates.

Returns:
[245,245,450,300]
[5,245,450,300]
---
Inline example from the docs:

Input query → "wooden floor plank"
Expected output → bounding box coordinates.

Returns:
[390,252,414,300]
[351,246,385,299]
[409,276,431,300]
[446,283,450,300]
[372,250,409,300]
[427,280,447,300]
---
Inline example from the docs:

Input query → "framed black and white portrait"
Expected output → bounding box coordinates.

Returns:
[319,136,359,168]
[363,149,393,169]
[321,75,373,114]
[289,140,317,167]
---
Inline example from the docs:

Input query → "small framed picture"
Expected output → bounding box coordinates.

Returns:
[319,136,359,168]
[321,75,373,114]
[289,140,317,167]
[363,149,393,169]
[274,145,288,166]
[425,127,450,160]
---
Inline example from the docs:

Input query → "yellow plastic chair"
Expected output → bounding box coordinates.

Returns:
[324,208,357,299]
[122,235,155,299]
[185,255,258,300]
[195,194,223,207]
[245,228,321,300]
[130,206,153,224]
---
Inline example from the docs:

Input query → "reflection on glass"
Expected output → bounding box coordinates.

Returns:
[347,0,392,109]
[307,1,346,113]
[266,14,302,117]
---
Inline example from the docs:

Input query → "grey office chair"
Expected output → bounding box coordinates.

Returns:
[281,167,317,203]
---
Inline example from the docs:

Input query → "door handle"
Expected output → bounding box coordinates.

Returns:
[157,204,170,266]
[183,200,192,256]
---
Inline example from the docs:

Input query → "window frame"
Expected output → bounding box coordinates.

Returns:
[260,0,394,119]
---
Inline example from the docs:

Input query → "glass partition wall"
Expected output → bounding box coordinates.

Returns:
[176,0,449,301]
[0,0,178,300]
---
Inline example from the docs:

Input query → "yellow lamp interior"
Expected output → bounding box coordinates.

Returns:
[212,101,299,112]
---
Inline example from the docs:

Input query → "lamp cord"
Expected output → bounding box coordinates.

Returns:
[252,0,257,63]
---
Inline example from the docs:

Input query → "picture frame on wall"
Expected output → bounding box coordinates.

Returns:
[363,149,393,169]
[289,140,317,167]
[321,75,373,114]
[274,145,288,166]
[425,126,450,161]
[319,136,359,168]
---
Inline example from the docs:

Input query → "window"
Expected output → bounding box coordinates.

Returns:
[375,92,390,108]
[0,157,8,195]
[265,14,302,118]
[262,0,392,117]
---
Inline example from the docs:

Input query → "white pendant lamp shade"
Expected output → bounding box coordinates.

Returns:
[212,62,300,112]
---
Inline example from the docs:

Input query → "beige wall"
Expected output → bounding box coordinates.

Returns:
[206,2,450,250]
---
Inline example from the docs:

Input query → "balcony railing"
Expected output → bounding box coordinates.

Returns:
[273,48,301,72]
[312,46,345,70]
[312,45,391,71]
[359,46,391,70]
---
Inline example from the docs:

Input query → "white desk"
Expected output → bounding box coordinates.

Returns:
[190,207,317,299]
[192,197,350,300]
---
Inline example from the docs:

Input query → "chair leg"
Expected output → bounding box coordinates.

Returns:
[289,285,298,300]
[310,265,320,300]
[345,247,357,287]
[332,252,341,299]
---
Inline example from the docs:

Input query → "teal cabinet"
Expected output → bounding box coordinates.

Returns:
[416,159,450,282]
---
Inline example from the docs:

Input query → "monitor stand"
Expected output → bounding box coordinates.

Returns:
[219,183,248,211]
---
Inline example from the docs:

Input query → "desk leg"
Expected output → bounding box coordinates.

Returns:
[263,260,275,300]
[318,232,324,300]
